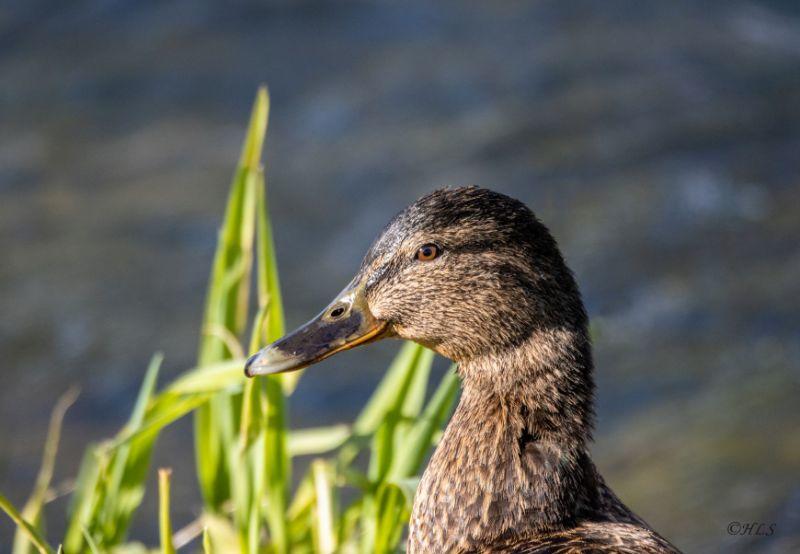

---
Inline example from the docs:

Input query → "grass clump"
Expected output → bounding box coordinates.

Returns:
[1,87,459,554]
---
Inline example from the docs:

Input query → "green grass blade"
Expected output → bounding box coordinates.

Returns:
[166,359,244,396]
[97,354,163,544]
[198,86,268,365]
[262,376,290,553]
[110,393,212,450]
[254,167,284,346]
[288,425,351,457]
[373,486,406,553]
[63,447,103,552]
[0,493,55,554]
[129,354,163,425]
[219,156,290,552]
[335,498,364,551]
[194,400,228,509]
[399,347,433,421]
[239,88,269,175]
[241,135,292,553]
[286,473,315,522]
[252,168,295,394]
[194,87,270,511]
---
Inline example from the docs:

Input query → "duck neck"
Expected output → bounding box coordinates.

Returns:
[409,327,598,552]
[459,326,595,449]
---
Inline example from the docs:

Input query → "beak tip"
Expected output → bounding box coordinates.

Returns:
[244,347,299,377]
[244,352,261,378]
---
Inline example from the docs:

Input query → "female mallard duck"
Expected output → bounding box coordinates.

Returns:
[245,187,680,553]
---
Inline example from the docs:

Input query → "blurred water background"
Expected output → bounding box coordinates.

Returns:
[2,1,800,552]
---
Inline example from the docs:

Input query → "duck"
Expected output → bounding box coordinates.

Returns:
[245,187,681,553]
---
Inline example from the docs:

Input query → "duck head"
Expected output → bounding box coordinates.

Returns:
[245,186,587,386]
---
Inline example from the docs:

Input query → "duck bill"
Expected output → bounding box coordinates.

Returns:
[244,281,389,377]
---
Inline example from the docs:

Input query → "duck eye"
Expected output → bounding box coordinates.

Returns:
[415,243,440,262]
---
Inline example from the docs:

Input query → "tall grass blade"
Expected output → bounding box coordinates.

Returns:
[234,171,271,553]
[63,447,102,552]
[262,376,290,553]
[97,354,163,544]
[194,86,269,511]
[166,359,245,396]
[248,154,291,552]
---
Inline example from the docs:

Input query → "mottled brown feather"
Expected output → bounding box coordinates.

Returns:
[355,187,680,553]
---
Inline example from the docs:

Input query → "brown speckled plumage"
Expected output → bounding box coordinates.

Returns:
[359,187,681,553]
